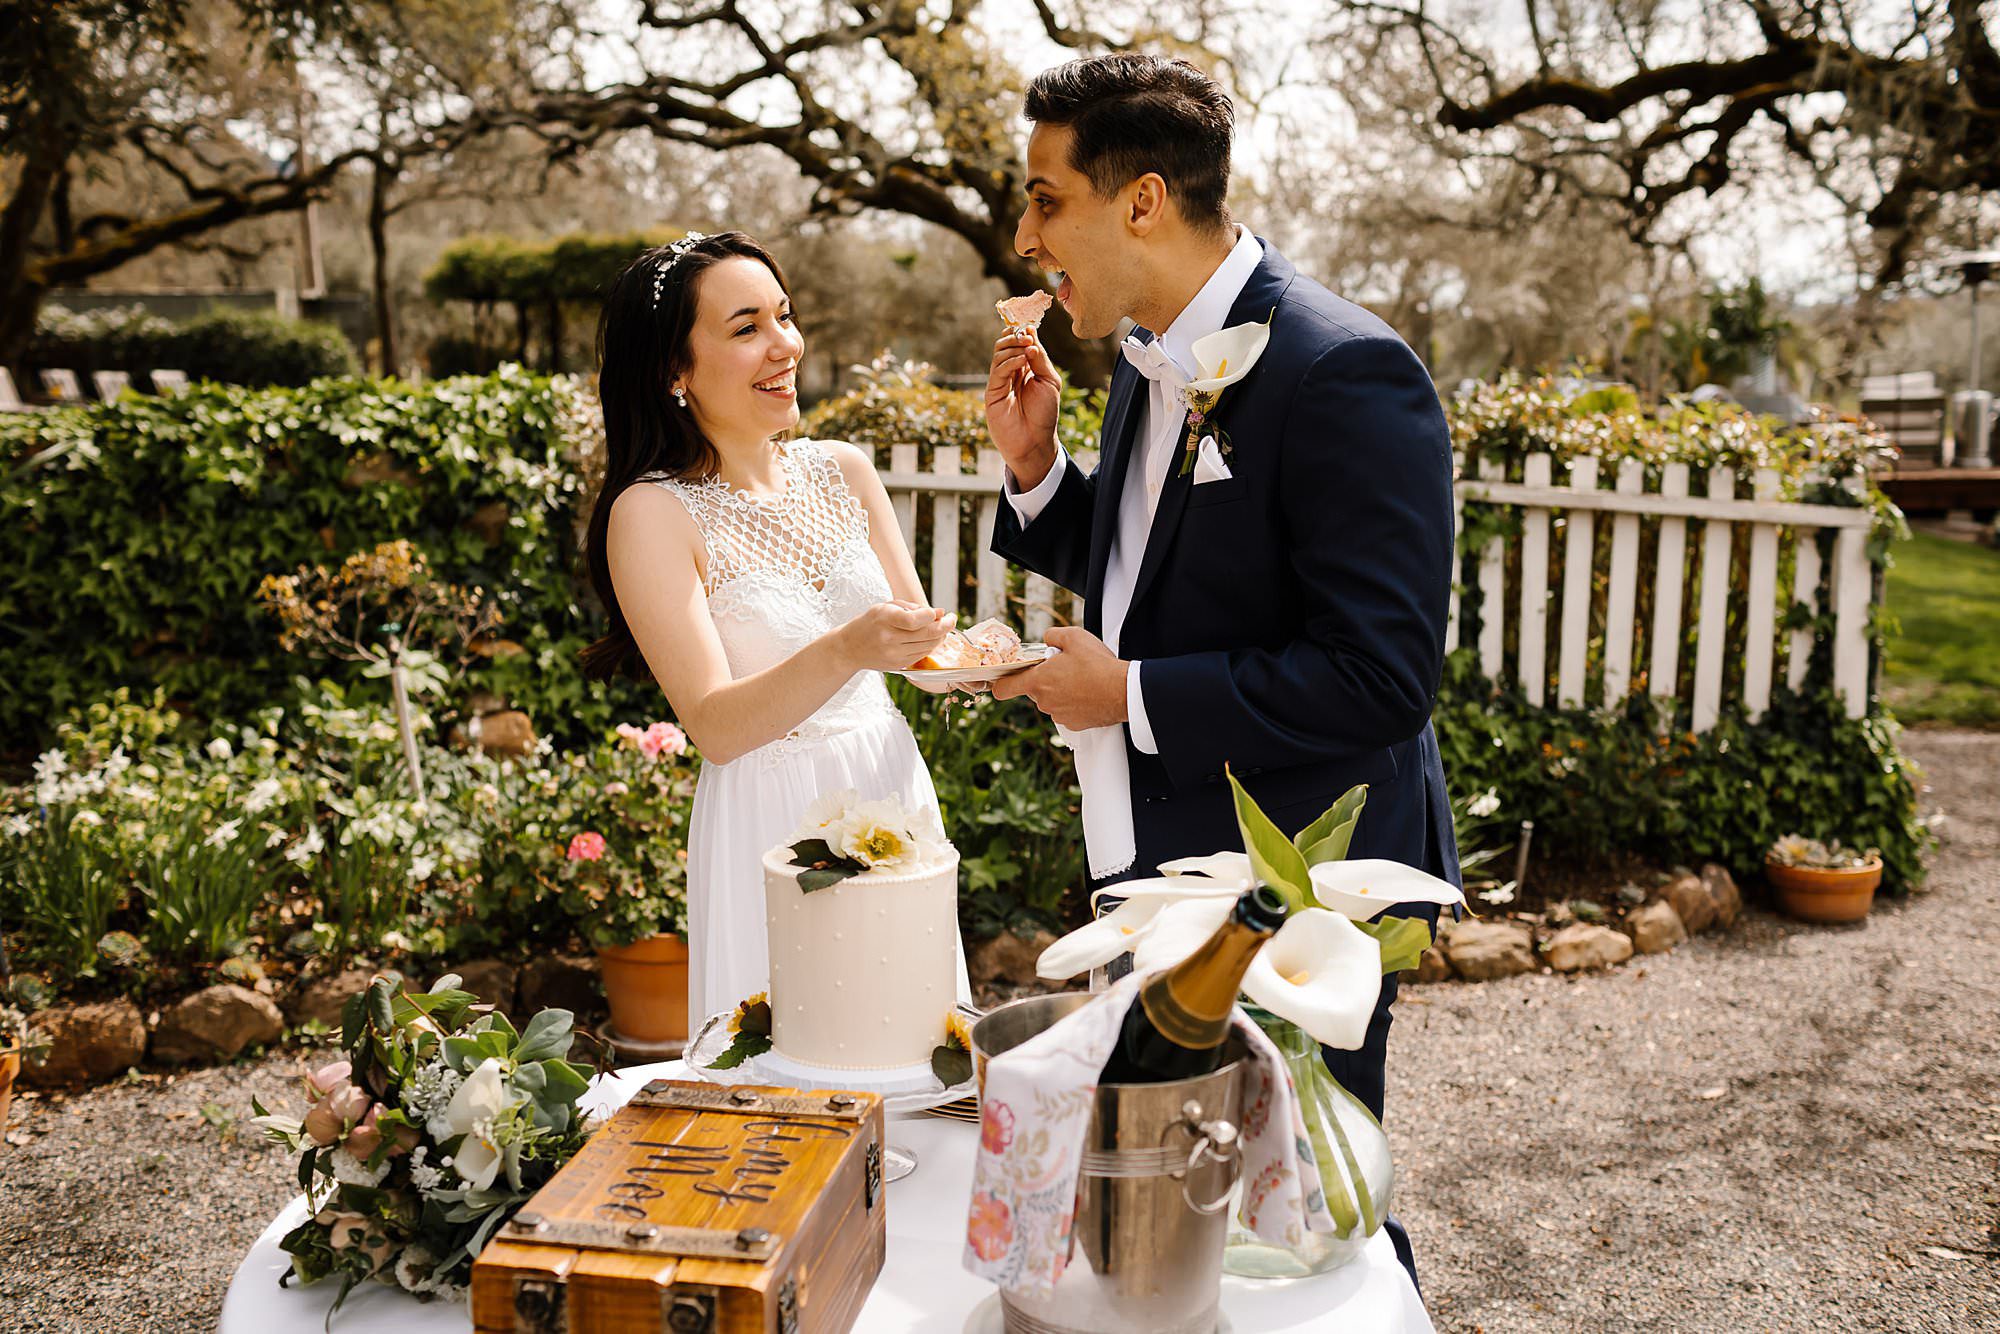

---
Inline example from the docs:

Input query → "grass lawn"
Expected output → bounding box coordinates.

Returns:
[1880,528,2000,729]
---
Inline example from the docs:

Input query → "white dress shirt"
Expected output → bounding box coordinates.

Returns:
[1006,224,1264,755]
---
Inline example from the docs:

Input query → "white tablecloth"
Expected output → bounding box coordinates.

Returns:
[219,1061,1433,1333]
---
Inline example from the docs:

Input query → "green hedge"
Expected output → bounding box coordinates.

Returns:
[423,231,684,306]
[0,368,650,753]
[27,304,360,387]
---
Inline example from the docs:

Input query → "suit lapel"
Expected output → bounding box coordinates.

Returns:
[1123,242,1296,623]
[1085,346,1148,623]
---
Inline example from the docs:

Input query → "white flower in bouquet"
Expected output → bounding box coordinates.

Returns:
[329,1146,393,1187]
[440,1057,523,1192]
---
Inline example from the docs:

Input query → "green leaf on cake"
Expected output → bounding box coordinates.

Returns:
[789,838,866,893]
[930,1044,972,1088]
[708,1032,772,1069]
[797,865,859,893]
[1352,916,1435,975]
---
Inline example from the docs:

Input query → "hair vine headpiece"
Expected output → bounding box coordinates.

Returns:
[650,232,710,310]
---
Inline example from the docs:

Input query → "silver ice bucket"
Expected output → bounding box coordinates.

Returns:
[971,992,1246,1334]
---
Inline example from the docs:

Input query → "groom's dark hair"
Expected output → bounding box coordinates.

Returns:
[1024,54,1234,233]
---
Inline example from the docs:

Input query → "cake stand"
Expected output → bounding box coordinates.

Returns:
[683,1008,980,1181]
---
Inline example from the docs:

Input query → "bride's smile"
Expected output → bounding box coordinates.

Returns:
[676,256,806,462]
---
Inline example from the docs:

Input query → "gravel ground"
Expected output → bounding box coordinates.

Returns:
[1,731,1995,1332]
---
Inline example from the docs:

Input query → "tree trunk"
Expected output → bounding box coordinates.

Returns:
[368,156,398,376]
[514,303,530,363]
[546,297,563,372]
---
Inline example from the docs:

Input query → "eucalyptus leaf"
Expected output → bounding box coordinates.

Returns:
[512,1008,574,1064]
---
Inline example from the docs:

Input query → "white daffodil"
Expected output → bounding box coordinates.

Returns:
[1184,319,1271,397]
[1036,878,1241,979]
[1157,851,1254,886]
[1306,858,1465,921]
[441,1057,517,1192]
[1240,908,1385,1050]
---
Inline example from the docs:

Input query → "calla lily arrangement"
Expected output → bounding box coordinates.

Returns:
[1175,313,1273,476]
[1037,772,1463,1049]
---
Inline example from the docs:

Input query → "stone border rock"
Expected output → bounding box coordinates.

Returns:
[16,954,599,1089]
[1417,863,1744,984]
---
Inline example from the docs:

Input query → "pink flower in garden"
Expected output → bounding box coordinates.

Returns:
[567,831,607,862]
[639,721,687,759]
[979,1100,1015,1155]
[966,1191,1014,1262]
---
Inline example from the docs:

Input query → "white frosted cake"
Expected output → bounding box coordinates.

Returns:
[760,837,961,1079]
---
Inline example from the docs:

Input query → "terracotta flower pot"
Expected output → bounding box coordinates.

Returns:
[596,934,690,1055]
[1766,857,1883,924]
[0,1047,20,1138]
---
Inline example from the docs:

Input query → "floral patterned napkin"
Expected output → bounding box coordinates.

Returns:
[963,970,1337,1296]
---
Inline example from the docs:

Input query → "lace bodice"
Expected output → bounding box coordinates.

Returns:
[639,439,901,763]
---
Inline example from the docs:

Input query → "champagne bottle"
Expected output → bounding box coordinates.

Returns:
[1097,885,1288,1084]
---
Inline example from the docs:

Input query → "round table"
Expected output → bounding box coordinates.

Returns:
[220,1061,1434,1333]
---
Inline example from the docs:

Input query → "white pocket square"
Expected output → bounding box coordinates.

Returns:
[1192,434,1233,484]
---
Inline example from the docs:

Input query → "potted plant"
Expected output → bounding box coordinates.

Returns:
[0,1004,46,1136]
[548,722,697,1057]
[1765,835,1883,923]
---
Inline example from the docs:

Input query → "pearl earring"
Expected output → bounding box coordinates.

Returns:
[674,388,687,408]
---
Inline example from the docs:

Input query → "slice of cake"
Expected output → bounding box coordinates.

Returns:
[995,290,1053,332]
[761,793,962,1078]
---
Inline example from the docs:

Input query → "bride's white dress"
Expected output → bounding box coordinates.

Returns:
[639,438,970,1020]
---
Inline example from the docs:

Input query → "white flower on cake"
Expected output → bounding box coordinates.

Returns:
[789,790,944,890]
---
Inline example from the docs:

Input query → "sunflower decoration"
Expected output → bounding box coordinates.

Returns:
[709,992,773,1069]
[930,1009,975,1088]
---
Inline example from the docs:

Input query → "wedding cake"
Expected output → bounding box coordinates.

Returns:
[758,791,962,1081]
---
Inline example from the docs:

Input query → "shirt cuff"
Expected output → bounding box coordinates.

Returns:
[1126,660,1159,755]
[1003,446,1069,525]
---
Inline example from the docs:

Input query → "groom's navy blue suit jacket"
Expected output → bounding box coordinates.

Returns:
[993,240,1462,895]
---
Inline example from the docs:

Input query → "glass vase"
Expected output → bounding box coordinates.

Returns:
[1223,1008,1395,1278]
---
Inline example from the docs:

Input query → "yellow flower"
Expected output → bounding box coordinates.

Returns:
[944,1010,972,1052]
[728,991,769,1036]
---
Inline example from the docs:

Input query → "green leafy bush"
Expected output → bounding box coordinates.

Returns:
[888,680,1085,938]
[27,303,360,386]
[1433,653,1932,894]
[0,368,652,751]
[424,230,683,305]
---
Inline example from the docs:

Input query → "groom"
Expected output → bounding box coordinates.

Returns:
[985,53,1459,1287]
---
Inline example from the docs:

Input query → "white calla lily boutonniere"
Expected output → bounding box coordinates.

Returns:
[1175,312,1273,477]
[1036,770,1466,1050]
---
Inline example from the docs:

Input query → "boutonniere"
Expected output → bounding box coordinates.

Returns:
[1175,309,1273,477]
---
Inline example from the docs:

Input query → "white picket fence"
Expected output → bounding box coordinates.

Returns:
[869,447,1879,729]
[873,444,1074,640]
[1453,453,1876,727]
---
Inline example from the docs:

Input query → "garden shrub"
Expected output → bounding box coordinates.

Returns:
[27,303,360,386]
[0,367,651,752]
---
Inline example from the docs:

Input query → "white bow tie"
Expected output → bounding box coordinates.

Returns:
[1119,336,1185,386]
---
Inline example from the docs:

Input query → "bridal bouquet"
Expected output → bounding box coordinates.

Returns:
[1037,771,1464,1049]
[251,975,596,1315]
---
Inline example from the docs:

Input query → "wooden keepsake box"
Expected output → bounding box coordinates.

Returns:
[471,1080,886,1334]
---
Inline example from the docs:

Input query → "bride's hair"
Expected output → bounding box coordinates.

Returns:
[580,230,795,681]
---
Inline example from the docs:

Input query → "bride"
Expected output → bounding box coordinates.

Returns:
[581,230,967,1020]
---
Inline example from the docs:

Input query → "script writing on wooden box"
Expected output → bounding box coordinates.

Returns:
[471,1080,886,1334]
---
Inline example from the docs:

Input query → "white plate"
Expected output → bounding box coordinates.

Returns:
[896,643,1055,687]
